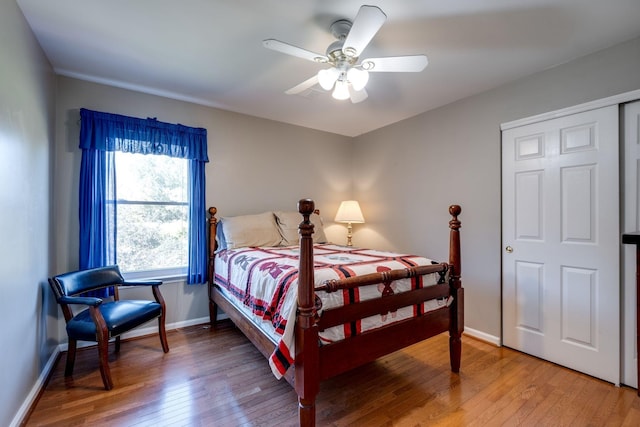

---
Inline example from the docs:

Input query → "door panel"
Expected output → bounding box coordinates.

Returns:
[561,266,596,347]
[502,105,619,385]
[515,171,544,240]
[515,261,544,333]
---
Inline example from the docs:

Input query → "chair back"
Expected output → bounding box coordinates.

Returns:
[49,265,124,299]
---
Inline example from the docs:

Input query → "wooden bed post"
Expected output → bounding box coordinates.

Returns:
[448,205,463,373]
[208,207,218,327]
[295,199,320,427]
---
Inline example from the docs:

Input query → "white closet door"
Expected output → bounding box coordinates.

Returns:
[502,105,620,385]
[623,100,640,387]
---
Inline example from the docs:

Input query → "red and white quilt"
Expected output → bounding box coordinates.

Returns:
[213,244,449,378]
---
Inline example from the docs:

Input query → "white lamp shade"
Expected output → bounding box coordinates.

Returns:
[335,200,365,223]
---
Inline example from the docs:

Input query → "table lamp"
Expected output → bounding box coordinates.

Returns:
[334,200,365,246]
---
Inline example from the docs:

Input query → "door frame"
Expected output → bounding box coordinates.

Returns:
[501,89,640,132]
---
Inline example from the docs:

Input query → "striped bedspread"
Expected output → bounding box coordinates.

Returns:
[213,244,449,378]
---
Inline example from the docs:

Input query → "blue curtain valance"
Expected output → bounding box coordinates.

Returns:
[80,108,209,162]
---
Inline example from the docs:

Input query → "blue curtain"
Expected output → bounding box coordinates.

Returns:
[79,148,116,270]
[79,108,209,284]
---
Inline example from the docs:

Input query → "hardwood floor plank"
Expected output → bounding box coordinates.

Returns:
[24,321,639,426]
[621,406,640,426]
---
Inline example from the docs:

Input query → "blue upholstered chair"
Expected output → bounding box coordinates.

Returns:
[48,265,169,390]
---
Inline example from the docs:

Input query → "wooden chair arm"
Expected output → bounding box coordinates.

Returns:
[120,280,163,287]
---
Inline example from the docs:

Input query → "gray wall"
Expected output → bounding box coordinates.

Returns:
[352,36,640,340]
[53,76,352,336]
[0,1,55,426]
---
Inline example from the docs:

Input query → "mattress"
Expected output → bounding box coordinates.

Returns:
[213,244,450,378]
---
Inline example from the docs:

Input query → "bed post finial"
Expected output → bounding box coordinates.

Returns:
[298,198,315,216]
[298,199,315,243]
[208,207,218,269]
[448,205,461,280]
[449,204,461,221]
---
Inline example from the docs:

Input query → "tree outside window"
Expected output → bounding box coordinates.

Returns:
[114,152,188,274]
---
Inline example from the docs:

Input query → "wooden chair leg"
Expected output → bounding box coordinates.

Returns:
[96,334,113,390]
[152,285,169,353]
[158,314,169,353]
[115,336,121,353]
[90,306,113,390]
[65,339,77,377]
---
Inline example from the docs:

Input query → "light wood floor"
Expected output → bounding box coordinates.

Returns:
[25,321,640,426]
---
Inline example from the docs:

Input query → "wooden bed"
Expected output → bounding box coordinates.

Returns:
[207,199,463,426]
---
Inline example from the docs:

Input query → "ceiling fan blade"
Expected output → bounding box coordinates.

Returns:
[342,5,387,58]
[361,55,428,72]
[263,39,328,63]
[348,86,368,104]
[285,75,319,95]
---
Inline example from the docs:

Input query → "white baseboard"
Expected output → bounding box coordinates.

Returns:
[10,317,210,427]
[464,326,501,346]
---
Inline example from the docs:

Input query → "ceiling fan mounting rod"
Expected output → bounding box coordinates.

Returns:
[330,19,352,40]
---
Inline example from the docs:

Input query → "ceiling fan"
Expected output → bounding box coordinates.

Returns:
[263,5,428,103]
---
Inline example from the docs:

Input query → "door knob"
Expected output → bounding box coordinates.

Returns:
[505,246,513,253]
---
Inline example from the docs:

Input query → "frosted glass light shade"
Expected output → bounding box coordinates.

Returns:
[318,67,339,90]
[332,80,350,100]
[335,200,365,223]
[347,68,369,91]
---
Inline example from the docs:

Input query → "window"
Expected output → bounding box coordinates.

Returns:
[79,108,209,285]
[114,152,188,276]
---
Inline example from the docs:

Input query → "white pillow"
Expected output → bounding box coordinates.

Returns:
[221,212,282,249]
[275,211,328,245]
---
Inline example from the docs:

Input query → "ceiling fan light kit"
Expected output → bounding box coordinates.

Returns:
[263,5,428,103]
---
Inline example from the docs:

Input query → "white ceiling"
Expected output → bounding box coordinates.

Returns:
[16,0,640,137]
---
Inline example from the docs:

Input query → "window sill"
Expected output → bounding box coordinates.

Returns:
[122,268,187,284]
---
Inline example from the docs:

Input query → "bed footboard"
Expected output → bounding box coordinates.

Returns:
[294,200,462,426]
